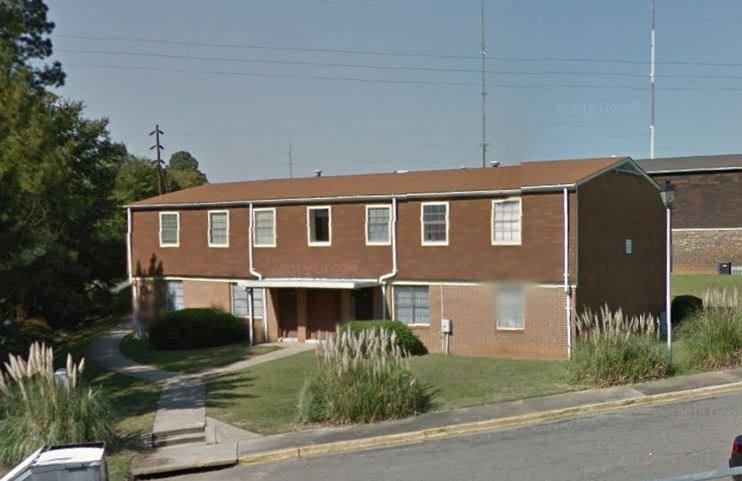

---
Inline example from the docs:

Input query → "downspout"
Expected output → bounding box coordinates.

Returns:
[379,197,399,319]
[247,288,254,346]
[563,188,572,359]
[248,203,262,344]
[126,208,142,339]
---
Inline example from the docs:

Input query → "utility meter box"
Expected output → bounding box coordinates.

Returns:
[1,443,108,481]
[441,318,452,334]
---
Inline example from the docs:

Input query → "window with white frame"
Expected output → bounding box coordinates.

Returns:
[394,286,429,325]
[165,281,184,311]
[496,286,525,330]
[421,202,448,245]
[253,208,276,247]
[159,212,179,247]
[307,207,331,245]
[231,285,264,318]
[208,211,229,247]
[366,205,391,245]
[492,198,522,245]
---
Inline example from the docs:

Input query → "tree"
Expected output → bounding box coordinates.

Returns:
[0,0,65,87]
[113,156,161,205]
[0,0,127,327]
[166,151,208,189]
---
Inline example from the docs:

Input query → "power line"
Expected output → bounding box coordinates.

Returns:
[65,62,742,93]
[64,62,655,90]
[55,34,742,69]
[58,48,742,82]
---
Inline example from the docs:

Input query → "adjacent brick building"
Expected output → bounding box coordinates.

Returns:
[637,154,742,274]
[127,157,665,359]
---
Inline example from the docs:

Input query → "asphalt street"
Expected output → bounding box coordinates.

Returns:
[171,392,742,481]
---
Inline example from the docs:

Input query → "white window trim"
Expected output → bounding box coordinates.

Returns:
[159,211,180,248]
[208,210,230,248]
[496,285,526,331]
[365,204,392,246]
[253,207,277,248]
[420,201,449,246]
[307,206,332,247]
[391,285,431,327]
[491,197,523,246]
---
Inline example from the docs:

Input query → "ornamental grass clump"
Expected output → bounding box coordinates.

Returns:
[299,328,431,424]
[569,305,671,387]
[680,289,742,370]
[0,342,116,466]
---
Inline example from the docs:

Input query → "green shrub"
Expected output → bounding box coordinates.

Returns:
[569,306,671,386]
[299,329,431,424]
[339,320,427,356]
[672,295,703,324]
[149,308,246,350]
[0,343,116,467]
[680,289,742,370]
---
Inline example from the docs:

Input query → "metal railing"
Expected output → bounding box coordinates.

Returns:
[651,465,742,481]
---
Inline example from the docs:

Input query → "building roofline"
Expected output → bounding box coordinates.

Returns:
[125,185,578,210]
[644,166,742,175]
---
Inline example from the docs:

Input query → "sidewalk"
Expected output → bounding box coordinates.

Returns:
[131,366,742,478]
[85,321,314,448]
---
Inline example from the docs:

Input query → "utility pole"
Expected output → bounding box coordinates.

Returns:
[650,0,656,159]
[149,124,165,195]
[480,0,488,168]
[287,136,294,178]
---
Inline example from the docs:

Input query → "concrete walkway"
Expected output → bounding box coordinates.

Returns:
[85,320,314,447]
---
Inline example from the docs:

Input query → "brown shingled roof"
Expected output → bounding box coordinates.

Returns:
[130,157,627,207]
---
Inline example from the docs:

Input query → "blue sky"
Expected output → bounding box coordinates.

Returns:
[47,0,742,182]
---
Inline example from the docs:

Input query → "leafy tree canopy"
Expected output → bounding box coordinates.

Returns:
[166,151,208,189]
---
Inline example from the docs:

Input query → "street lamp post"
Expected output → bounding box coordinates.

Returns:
[660,181,676,355]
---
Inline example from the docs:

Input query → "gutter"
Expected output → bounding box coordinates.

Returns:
[563,188,572,359]
[126,186,579,211]
[247,203,262,345]
[379,197,399,319]
[126,208,143,339]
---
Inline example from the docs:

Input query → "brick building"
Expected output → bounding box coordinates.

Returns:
[637,154,742,274]
[127,157,665,359]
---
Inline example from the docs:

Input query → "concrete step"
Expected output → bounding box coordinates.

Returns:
[153,422,205,438]
[153,430,206,448]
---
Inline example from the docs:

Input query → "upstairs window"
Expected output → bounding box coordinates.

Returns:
[253,208,276,247]
[366,205,391,245]
[307,206,331,246]
[496,286,525,330]
[165,281,184,311]
[231,285,265,318]
[394,286,430,325]
[421,202,448,245]
[159,212,179,247]
[208,210,230,247]
[492,198,522,245]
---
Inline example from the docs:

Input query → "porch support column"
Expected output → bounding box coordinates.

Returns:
[340,289,354,324]
[297,289,308,342]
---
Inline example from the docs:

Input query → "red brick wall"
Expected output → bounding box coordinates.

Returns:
[395,195,577,283]
[387,283,570,359]
[576,170,665,317]
[131,193,577,284]
[673,229,742,273]
[183,280,230,311]
[651,171,742,229]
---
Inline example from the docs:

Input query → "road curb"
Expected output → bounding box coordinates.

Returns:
[237,380,742,466]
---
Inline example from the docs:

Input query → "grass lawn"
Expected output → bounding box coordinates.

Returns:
[672,274,742,298]
[206,350,581,434]
[119,336,281,373]
[410,354,580,410]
